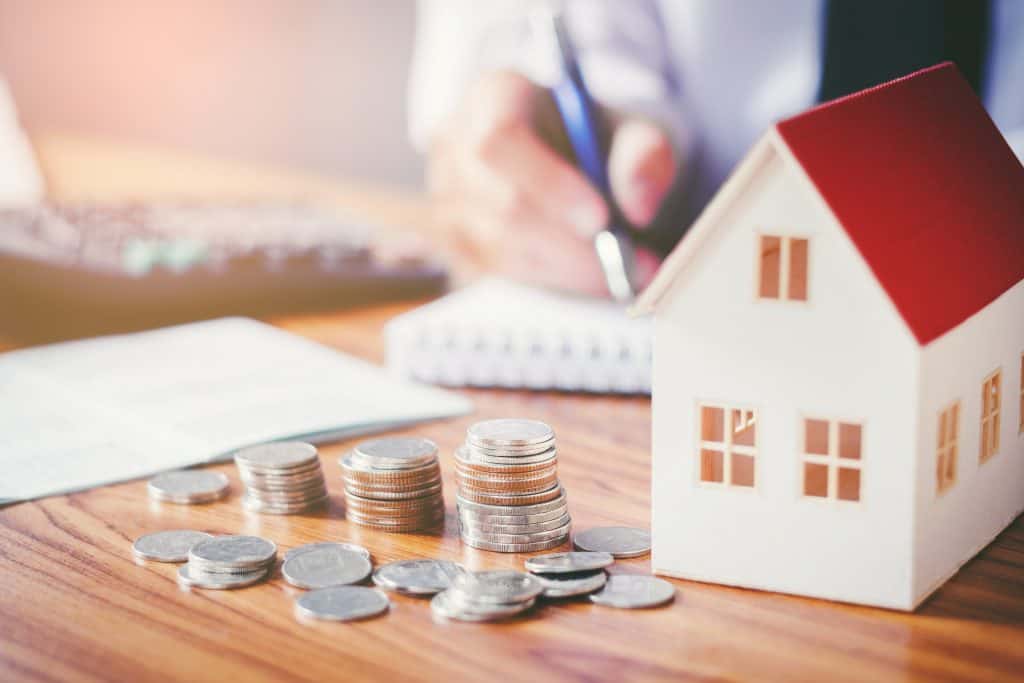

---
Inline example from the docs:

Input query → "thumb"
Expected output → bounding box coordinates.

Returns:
[608,119,677,228]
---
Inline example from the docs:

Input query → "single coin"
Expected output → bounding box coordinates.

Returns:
[177,564,268,590]
[282,546,372,589]
[524,551,614,574]
[573,527,651,558]
[294,586,390,622]
[350,437,438,469]
[132,530,214,563]
[589,574,675,608]
[234,441,319,471]
[535,570,607,598]
[189,535,277,569]
[284,542,370,562]
[147,470,229,503]
[372,559,466,595]
[467,419,554,447]
[450,570,543,604]
[431,590,535,622]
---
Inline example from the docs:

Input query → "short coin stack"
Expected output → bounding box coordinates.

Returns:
[340,437,445,532]
[178,535,277,590]
[147,470,229,505]
[235,441,328,515]
[431,570,542,622]
[455,419,570,552]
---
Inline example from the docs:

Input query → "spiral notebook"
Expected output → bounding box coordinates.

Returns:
[385,278,651,394]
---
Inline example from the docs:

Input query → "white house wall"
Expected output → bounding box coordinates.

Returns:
[651,143,922,608]
[913,278,1024,606]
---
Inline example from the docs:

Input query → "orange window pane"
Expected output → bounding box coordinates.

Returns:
[731,453,755,487]
[938,410,947,449]
[732,409,756,447]
[759,235,781,299]
[946,443,957,481]
[803,463,828,497]
[701,406,724,442]
[788,238,808,301]
[700,449,724,483]
[805,419,829,455]
[838,423,861,460]
[838,467,861,501]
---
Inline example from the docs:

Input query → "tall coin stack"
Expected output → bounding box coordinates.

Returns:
[340,437,445,532]
[455,419,571,552]
[235,441,329,514]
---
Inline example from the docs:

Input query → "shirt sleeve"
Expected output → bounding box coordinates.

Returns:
[406,0,689,155]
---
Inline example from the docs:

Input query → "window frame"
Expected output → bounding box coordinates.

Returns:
[936,401,960,496]
[695,402,759,491]
[980,369,1001,464]
[755,232,811,303]
[799,416,864,503]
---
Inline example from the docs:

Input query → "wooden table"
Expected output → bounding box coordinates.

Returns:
[2,136,1022,682]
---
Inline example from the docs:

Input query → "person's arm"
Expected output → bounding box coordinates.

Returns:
[408,0,687,296]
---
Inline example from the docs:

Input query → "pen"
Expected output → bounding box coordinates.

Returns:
[534,8,637,303]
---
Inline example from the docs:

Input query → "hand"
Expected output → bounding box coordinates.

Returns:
[427,70,676,297]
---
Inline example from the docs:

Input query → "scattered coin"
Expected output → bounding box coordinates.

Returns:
[235,441,328,515]
[282,546,373,589]
[340,437,444,532]
[147,470,229,504]
[449,570,543,605]
[431,590,536,622]
[284,542,370,562]
[455,419,571,551]
[189,535,277,571]
[524,551,614,574]
[573,527,651,558]
[132,530,214,563]
[372,559,465,595]
[178,564,269,590]
[295,586,390,622]
[588,574,675,609]
[534,570,607,599]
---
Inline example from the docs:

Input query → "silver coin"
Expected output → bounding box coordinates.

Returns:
[189,535,277,569]
[455,490,568,516]
[450,570,543,604]
[234,441,319,470]
[457,505,569,526]
[431,590,535,622]
[573,527,651,558]
[147,470,229,503]
[350,437,438,469]
[285,542,370,562]
[177,564,268,590]
[242,494,329,515]
[459,513,572,536]
[281,546,372,589]
[460,536,569,553]
[459,521,571,545]
[588,574,675,608]
[294,586,390,622]
[132,530,214,563]
[467,419,554,447]
[525,551,615,574]
[535,570,607,598]
[372,559,465,595]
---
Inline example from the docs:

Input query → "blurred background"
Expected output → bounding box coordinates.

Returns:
[0,0,424,188]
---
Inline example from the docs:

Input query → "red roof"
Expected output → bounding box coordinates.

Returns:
[776,63,1024,345]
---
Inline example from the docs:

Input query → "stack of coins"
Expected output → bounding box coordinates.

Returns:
[524,551,613,599]
[455,419,571,552]
[178,535,276,590]
[147,470,229,505]
[340,437,445,532]
[431,570,542,622]
[234,441,328,514]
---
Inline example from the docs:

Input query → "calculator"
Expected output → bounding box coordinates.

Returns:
[0,201,447,342]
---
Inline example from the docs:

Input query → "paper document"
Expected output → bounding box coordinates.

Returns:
[0,317,472,504]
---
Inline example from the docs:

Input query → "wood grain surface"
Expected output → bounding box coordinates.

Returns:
[0,136,1021,682]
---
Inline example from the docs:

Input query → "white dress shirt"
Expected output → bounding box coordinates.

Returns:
[409,0,1024,215]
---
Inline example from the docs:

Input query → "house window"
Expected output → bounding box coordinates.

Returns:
[980,370,1001,463]
[698,404,757,488]
[758,235,808,301]
[936,402,959,494]
[801,418,862,501]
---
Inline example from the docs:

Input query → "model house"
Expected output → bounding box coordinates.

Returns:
[633,63,1024,610]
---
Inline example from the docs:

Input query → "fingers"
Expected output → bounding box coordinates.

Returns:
[608,119,677,228]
